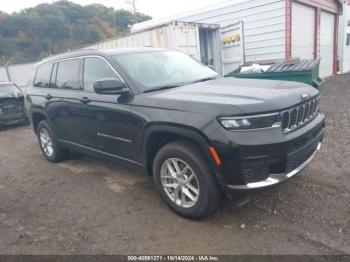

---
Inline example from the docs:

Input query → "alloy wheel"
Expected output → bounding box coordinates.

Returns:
[160,158,200,208]
[39,128,54,157]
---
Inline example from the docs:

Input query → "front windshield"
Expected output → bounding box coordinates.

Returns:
[113,51,218,92]
[0,84,21,94]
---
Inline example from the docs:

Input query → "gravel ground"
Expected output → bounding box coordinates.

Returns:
[0,75,349,255]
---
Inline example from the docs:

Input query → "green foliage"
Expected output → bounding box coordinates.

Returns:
[114,10,151,31]
[0,0,151,64]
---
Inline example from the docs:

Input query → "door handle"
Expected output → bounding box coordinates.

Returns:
[45,94,53,100]
[79,97,91,104]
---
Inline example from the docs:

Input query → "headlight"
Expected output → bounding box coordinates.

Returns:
[218,113,281,130]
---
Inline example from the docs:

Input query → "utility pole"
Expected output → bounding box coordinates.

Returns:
[125,0,137,13]
[1,56,11,82]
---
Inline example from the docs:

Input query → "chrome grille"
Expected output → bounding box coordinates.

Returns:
[281,96,319,132]
[296,105,304,125]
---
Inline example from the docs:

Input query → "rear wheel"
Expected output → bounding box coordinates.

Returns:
[37,120,68,162]
[153,140,221,219]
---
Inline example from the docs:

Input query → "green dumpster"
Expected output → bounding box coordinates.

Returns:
[225,59,323,89]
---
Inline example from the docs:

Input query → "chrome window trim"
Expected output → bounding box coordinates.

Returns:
[33,55,126,87]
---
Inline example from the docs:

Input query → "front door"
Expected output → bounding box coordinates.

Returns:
[74,56,141,163]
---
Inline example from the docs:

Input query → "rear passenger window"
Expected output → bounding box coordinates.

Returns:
[56,59,82,90]
[34,64,53,88]
[83,57,119,92]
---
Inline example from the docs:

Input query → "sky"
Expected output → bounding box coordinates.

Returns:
[1,0,231,19]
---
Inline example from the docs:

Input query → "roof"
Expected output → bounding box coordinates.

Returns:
[38,47,168,65]
[131,0,245,33]
[131,0,343,33]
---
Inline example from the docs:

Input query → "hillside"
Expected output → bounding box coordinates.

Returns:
[0,1,151,64]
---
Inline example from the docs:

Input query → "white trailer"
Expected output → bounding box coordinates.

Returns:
[86,20,245,75]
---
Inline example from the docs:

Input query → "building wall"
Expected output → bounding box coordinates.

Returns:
[287,0,341,76]
[0,63,35,88]
[0,67,9,82]
[179,0,286,63]
[340,3,350,72]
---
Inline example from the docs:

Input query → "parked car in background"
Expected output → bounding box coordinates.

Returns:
[0,82,28,127]
[25,48,325,219]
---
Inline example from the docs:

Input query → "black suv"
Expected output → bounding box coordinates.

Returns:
[25,48,325,219]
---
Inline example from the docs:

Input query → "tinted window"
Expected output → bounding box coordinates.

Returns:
[83,57,118,92]
[56,59,82,90]
[34,64,53,88]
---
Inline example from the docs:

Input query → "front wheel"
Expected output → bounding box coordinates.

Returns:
[153,140,221,219]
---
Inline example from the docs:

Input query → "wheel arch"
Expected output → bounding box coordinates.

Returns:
[31,108,50,134]
[142,124,222,179]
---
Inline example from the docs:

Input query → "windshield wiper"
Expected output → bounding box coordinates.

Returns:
[143,77,217,93]
[144,85,180,93]
[189,77,217,84]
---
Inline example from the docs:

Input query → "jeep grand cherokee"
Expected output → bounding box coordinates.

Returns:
[25,48,325,219]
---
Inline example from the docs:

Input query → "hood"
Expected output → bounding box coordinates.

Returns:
[141,77,318,115]
[0,92,24,102]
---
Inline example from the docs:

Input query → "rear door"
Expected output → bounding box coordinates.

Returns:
[45,58,84,143]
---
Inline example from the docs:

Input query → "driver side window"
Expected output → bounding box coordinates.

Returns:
[83,57,120,92]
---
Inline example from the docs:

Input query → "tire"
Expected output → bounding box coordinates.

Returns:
[153,140,221,219]
[36,120,68,162]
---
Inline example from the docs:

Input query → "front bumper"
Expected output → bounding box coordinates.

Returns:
[0,113,28,126]
[208,113,325,192]
[228,142,321,190]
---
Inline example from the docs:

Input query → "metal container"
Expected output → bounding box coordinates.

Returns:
[226,59,323,88]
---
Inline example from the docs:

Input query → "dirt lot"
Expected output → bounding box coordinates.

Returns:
[0,75,349,255]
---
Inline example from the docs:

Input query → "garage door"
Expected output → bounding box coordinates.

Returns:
[292,2,315,59]
[319,11,335,77]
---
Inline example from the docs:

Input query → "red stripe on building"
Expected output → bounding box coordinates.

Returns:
[285,0,292,59]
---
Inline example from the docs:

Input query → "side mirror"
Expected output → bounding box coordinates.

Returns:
[93,78,129,95]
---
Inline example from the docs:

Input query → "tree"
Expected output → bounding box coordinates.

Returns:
[85,25,104,43]
[115,9,151,31]
[0,1,152,64]
[0,11,8,21]
[92,16,115,38]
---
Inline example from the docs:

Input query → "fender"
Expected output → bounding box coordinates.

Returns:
[30,107,53,133]
[142,124,227,190]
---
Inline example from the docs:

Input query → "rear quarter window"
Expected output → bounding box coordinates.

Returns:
[34,64,53,88]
